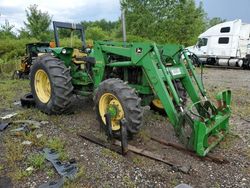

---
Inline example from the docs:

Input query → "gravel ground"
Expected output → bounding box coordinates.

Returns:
[0,67,249,188]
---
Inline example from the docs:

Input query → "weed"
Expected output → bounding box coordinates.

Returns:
[137,129,150,142]
[122,175,136,188]
[0,79,29,108]
[0,164,3,171]
[214,182,221,188]
[169,177,179,187]
[8,166,31,181]
[5,139,24,165]
[132,156,144,166]
[27,153,45,169]
[46,137,69,161]
[64,166,86,188]
[219,131,238,149]
[22,132,47,147]
[46,137,65,151]
[46,168,55,178]
[101,148,120,160]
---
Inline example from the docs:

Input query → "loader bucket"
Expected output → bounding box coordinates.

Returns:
[181,90,231,156]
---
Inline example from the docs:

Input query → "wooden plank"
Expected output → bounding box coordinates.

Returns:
[150,136,229,164]
[78,133,191,173]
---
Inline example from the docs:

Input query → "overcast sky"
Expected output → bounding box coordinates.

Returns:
[0,0,250,31]
[196,0,250,23]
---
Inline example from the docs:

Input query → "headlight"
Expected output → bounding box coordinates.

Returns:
[62,49,67,54]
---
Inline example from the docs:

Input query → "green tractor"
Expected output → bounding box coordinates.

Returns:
[30,21,232,156]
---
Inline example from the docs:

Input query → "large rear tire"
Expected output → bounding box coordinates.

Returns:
[94,78,143,135]
[30,54,74,114]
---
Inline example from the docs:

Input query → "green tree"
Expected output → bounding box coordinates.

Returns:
[81,19,119,32]
[122,0,206,46]
[24,4,52,41]
[207,17,226,29]
[85,26,108,40]
[0,20,16,39]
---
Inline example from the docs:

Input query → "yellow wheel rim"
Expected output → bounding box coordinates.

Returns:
[152,99,164,109]
[99,93,124,131]
[34,69,51,103]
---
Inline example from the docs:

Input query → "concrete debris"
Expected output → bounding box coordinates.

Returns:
[13,101,21,106]
[26,166,35,172]
[175,183,193,188]
[22,141,32,145]
[36,134,43,138]
[1,112,17,120]
[40,121,49,125]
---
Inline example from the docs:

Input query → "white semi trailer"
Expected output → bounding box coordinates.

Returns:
[188,19,250,69]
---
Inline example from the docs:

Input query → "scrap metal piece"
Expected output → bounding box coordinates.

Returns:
[10,125,30,135]
[10,120,42,135]
[41,148,77,180]
[38,178,64,188]
[0,123,9,131]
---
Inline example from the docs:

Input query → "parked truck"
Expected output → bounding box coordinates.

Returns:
[188,19,250,69]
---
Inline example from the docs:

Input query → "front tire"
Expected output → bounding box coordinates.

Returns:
[30,54,74,114]
[94,79,143,135]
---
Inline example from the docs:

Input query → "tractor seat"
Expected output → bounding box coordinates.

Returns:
[74,57,96,66]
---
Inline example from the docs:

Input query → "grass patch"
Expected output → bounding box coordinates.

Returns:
[101,148,120,160]
[219,131,239,149]
[46,137,69,161]
[8,166,31,181]
[122,175,136,188]
[0,79,29,109]
[5,139,24,165]
[0,164,3,172]
[136,129,150,142]
[46,168,55,178]
[27,153,45,169]
[22,132,47,148]
[132,156,145,166]
[64,166,86,188]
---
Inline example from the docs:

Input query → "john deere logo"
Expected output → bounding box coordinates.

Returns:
[136,48,142,54]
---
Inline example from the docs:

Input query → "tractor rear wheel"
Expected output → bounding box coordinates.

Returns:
[94,78,143,135]
[30,54,74,114]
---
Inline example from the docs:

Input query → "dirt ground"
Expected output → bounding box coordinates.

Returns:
[0,67,249,188]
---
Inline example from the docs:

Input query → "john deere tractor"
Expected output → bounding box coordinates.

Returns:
[30,21,231,156]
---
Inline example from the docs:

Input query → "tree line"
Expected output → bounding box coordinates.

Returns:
[0,1,226,63]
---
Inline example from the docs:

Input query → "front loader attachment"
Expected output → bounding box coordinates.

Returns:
[179,90,231,156]
[92,41,232,157]
[141,43,232,156]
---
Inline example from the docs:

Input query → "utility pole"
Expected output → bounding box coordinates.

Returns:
[121,0,127,44]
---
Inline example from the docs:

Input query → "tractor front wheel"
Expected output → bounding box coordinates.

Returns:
[30,54,74,114]
[94,79,143,135]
